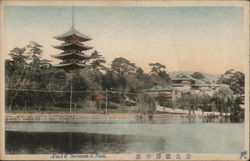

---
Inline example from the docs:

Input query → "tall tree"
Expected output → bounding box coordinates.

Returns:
[26,41,51,71]
[199,94,211,113]
[89,50,106,72]
[149,62,170,82]
[138,93,156,114]
[111,57,137,78]
[6,47,29,110]
[136,67,144,78]
[7,47,28,75]
[213,87,234,116]
[217,69,244,96]
[149,62,166,74]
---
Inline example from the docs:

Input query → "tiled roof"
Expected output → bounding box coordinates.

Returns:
[53,63,87,68]
[51,52,90,60]
[53,43,93,51]
[147,85,179,92]
[54,28,92,42]
[171,73,196,81]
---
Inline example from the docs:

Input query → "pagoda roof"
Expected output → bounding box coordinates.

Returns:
[54,28,92,42]
[51,52,91,60]
[53,43,93,51]
[53,63,87,70]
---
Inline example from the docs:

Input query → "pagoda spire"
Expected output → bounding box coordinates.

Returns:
[71,6,75,29]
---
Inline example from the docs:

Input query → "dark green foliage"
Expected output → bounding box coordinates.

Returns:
[212,87,234,115]
[89,50,106,72]
[138,93,156,114]
[191,72,205,79]
[5,41,244,116]
[149,62,170,83]
[111,57,137,78]
[217,69,244,96]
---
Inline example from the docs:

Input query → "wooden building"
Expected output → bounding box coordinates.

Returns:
[171,74,196,92]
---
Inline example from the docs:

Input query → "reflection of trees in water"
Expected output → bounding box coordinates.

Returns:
[6,132,133,154]
[152,137,166,152]
[6,131,168,154]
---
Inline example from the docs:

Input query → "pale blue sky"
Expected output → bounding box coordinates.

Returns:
[3,6,246,74]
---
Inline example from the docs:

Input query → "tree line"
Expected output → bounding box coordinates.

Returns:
[5,41,171,110]
[5,41,245,117]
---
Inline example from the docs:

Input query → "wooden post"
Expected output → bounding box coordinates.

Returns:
[105,89,108,114]
[24,100,27,109]
[70,84,73,113]
[69,132,72,151]
[99,102,101,111]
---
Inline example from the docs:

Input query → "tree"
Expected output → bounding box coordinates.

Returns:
[230,71,244,96]
[5,47,30,110]
[71,72,89,105]
[136,68,144,78]
[199,94,211,113]
[7,47,28,75]
[124,75,144,93]
[102,70,118,90]
[149,62,170,82]
[111,57,137,78]
[26,41,51,71]
[212,87,234,116]
[89,50,106,72]
[175,93,202,114]
[138,93,156,114]
[5,42,55,110]
[191,72,205,79]
[149,63,166,74]
[217,69,244,96]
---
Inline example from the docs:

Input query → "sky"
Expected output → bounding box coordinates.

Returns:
[2,6,248,74]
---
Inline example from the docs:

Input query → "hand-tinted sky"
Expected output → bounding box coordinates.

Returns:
[3,6,247,74]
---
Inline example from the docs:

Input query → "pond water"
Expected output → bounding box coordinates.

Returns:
[5,118,245,154]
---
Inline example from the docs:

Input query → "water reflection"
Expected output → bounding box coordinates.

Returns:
[6,131,166,154]
[5,118,244,154]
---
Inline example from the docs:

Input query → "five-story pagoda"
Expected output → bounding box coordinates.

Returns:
[51,8,93,71]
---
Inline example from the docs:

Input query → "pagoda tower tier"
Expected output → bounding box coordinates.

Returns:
[54,28,92,42]
[51,52,90,60]
[53,42,93,51]
[52,30,93,70]
[54,63,88,71]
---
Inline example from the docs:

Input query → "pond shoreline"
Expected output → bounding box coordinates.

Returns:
[5,111,235,123]
[5,112,193,122]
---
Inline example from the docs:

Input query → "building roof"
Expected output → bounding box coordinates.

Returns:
[147,85,179,92]
[53,63,87,70]
[171,73,196,81]
[51,52,90,60]
[193,81,224,87]
[54,28,92,42]
[53,43,93,51]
